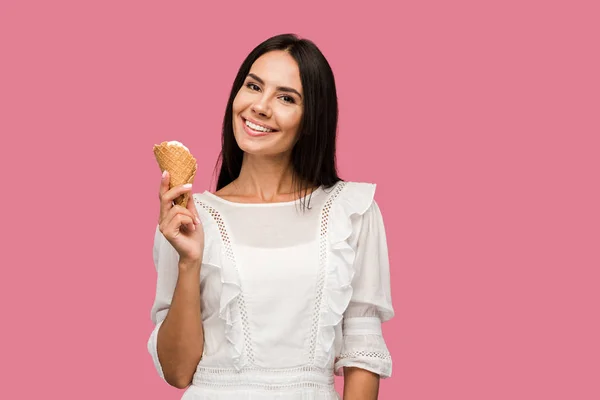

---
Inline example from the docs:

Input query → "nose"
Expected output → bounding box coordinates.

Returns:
[251,96,271,118]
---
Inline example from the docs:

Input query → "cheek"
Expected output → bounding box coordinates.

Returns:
[278,108,302,131]
[232,93,242,113]
[232,90,251,113]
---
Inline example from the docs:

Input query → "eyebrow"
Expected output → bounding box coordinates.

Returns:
[247,73,303,99]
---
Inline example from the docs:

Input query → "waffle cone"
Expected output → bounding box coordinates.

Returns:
[153,141,197,207]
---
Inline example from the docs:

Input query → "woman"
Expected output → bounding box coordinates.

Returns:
[148,33,394,399]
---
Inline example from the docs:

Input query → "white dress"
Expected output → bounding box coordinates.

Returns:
[147,180,394,399]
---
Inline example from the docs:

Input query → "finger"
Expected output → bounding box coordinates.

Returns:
[161,210,196,234]
[163,204,197,230]
[176,213,196,232]
[158,170,173,220]
[159,169,170,199]
[186,193,201,225]
[163,183,193,205]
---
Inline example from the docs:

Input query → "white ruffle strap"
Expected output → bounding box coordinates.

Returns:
[314,182,376,368]
[194,194,246,371]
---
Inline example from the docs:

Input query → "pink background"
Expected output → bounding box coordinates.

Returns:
[1,0,599,399]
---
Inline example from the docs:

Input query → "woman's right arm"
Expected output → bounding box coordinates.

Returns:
[156,258,204,388]
[149,169,206,388]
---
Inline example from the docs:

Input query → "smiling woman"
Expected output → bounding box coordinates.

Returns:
[232,51,304,155]
[147,33,395,400]
[214,34,342,206]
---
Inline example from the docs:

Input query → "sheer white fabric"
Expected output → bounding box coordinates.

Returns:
[147,181,394,399]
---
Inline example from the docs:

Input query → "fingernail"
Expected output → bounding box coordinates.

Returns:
[162,170,167,179]
[195,216,201,224]
[183,183,192,189]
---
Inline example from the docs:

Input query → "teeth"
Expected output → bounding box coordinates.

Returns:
[245,119,273,132]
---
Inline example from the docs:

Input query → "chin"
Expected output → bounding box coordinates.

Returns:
[233,130,271,155]
[237,137,293,158]
[238,141,279,156]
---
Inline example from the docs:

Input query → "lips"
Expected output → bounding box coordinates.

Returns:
[241,117,279,137]
[242,117,278,132]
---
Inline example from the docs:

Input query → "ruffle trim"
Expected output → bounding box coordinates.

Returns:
[315,182,376,368]
[194,194,245,371]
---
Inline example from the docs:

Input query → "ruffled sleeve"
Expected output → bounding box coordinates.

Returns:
[147,224,181,381]
[334,198,395,378]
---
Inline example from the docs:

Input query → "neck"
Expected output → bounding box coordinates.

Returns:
[233,152,301,201]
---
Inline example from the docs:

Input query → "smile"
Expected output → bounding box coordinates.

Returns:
[242,117,278,137]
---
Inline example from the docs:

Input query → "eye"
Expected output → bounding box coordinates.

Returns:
[280,95,295,104]
[246,82,260,91]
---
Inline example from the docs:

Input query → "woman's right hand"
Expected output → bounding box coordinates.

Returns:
[158,170,205,265]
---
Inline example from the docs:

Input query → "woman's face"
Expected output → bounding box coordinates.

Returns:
[232,50,304,158]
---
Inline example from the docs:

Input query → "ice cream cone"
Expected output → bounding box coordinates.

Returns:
[153,140,197,207]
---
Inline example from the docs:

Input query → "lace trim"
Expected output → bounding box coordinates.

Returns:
[195,365,331,374]
[195,200,255,365]
[192,381,336,391]
[193,365,336,391]
[338,350,392,361]
[308,181,347,362]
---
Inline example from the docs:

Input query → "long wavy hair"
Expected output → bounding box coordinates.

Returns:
[213,33,342,211]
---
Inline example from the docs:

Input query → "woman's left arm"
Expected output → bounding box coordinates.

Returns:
[335,199,395,399]
[343,366,380,400]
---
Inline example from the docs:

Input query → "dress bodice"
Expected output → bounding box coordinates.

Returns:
[147,181,394,399]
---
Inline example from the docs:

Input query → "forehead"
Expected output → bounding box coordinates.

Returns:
[249,51,302,94]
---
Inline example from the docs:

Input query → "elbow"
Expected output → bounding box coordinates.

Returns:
[164,371,193,389]
[171,378,192,390]
[154,329,204,389]
[162,351,203,389]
